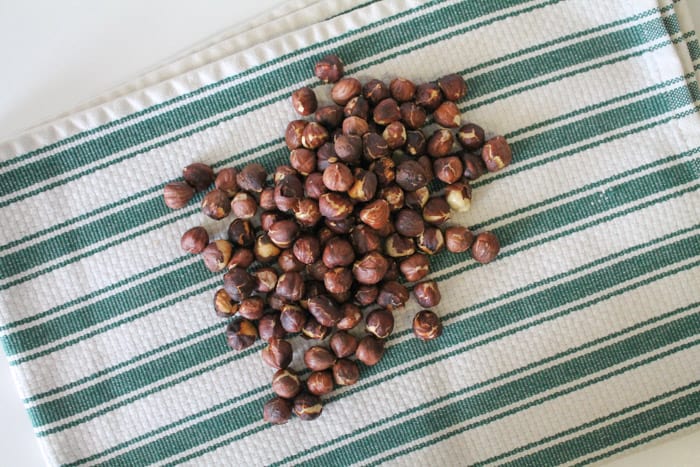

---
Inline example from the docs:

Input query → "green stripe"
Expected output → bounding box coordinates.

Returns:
[66,238,699,463]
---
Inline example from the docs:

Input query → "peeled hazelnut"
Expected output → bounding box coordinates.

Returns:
[307,371,334,396]
[334,134,363,164]
[267,219,299,249]
[471,231,500,264]
[225,318,257,351]
[274,174,304,212]
[183,163,215,192]
[445,181,472,212]
[395,208,425,237]
[323,237,355,268]
[377,281,409,310]
[355,335,385,366]
[285,120,308,150]
[302,317,330,340]
[389,77,416,102]
[227,218,254,247]
[363,79,390,103]
[272,369,301,399]
[254,234,281,263]
[319,192,354,221]
[213,288,238,318]
[423,197,451,225]
[262,338,293,370]
[263,397,292,425]
[413,310,443,341]
[260,211,285,232]
[405,130,427,156]
[462,152,487,181]
[324,267,353,294]
[348,168,378,202]
[307,295,343,327]
[481,135,513,172]
[438,73,468,101]
[382,121,407,150]
[385,233,416,258]
[359,199,390,230]
[253,267,278,293]
[400,102,427,130]
[396,160,429,192]
[413,280,441,308]
[236,163,267,193]
[370,157,396,186]
[280,303,307,333]
[353,251,390,285]
[304,346,337,371]
[302,122,329,150]
[181,226,209,254]
[337,303,363,330]
[293,199,322,228]
[342,116,369,136]
[275,272,305,302]
[293,392,323,421]
[363,132,390,160]
[323,163,354,192]
[433,156,464,185]
[202,240,233,272]
[427,129,455,158]
[333,359,360,386]
[278,249,305,273]
[315,54,344,83]
[415,82,443,111]
[231,192,258,219]
[289,148,316,176]
[163,182,194,209]
[331,77,362,105]
[238,296,265,320]
[304,172,328,199]
[350,224,381,255]
[434,101,462,128]
[366,309,394,339]
[373,98,401,125]
[457,123,485,150]
[258,312,286,342]
[417,227,445,255]
[291,87,318,116]
[344,95,369,120]
[400,253,430,282]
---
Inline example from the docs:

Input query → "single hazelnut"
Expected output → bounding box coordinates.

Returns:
[213,288,238,318]
[457,123,485,150]
[274,165,298,183]
[344,95,369,120]
[291,235,320,265]
[333,359,360,386]
[370,157,396,187]
[262,338,293,370]
[293,199,322,228]
[366,309,394,339]
[323,162,354,192]
[396,160,429,192]
[275,272,305,302]
[227,218,254,247]
[285,120,308,150]
[445,226,474,253]
[163,181,194,209]
[434,101,462,128]
[342,116,369,136]
[382,121,407,149]
[181,226,209,254]
[384,258,400,282]
[481,135,513,172]
[254,234,282,263]
[260,211,286,232]
[472,231,500,264]
[417,227,445,255]
[274,174,304,212]
[263,397,292,425]
[214,167,239,197]
[400,102,427,130]
[405,130,427,156]
[315,105,343,130]
[445,181,472,212]
[377,280,410,310]
[302,122,329,150]
[277,249,305,273]
[319,192,354,221]
[363,79,390,103]
[322,237,355,268]
[237,296,264,320]
[404,186,430,210]
[438,73,468,101]
[359,199,391,230]
[395,208,425,237]
[462,152,487,181]
[384,233,416,258]
[258,312,286,342]
[363,132,390,160]
[373,98,401,125]
[427,129,455,158]
[331,77,362,105]
[348,168,378,202]
[228,247,255,269]
[289,148,316,176]
[278,304,306,334]
[222,266,255,301]
[267,219,299,249]
[231,192,258,219]
[433,156,464,185]
[328,332,358,359]
[183,163,215,192]
[304,172,328,199]
[324,267,353,294]
[355,335,386,366]
[307,295,343,327]
[354,285,379,306]
[293,392,323,421]
[301,317,330,340]
[306,371,334,396]
[253,267,278,293]
[389,77,416,102]
[423,197,451,225]
[314,54,344,83]
[236,163,267,193]
[272,368,301,399]
[413,310,443,341]
[415,81,443,111]
[225,318,257,351]
[337,303,363,330]
[304,346,337,371]
[413,280,441,308]
[350,224,381,255]
[291,86,318,116]
[201,189,231,220]
[353,251,390,285]
[334,134,363,164]
[202,240,233,272]
[399,253,430,282]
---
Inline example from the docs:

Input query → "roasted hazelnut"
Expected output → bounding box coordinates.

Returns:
[324,232,358,266]
[404,186,430,210]
[290,235,319,265]
[362,78,389,103]
[323,163,354,192]
[331,77,362,105]
[260,211,286,232]
[445,226,474,253]
[348,168,378,202]
[434,156,464,185]
[423,197,451,225]
[384,258,400,281]
[438,73,468,101]
[274,175,304,212]
[445,181,472,212]
[375,221,395,238]
[334,134,363,164]
[163,181,194,209]
[314,54,344,83]
[201,189,231,220]
[222,267,254,301]
[291,86,317,116]
[342,116,369,136]
[274,165,298,183]
[253,267,278,293]
[377,280,410,310]
[417,227,445,255]
[395,208,425,237]
[183,163,215,192]
[258,312,286,342]
[329,331,358,358]
[351,224,381,255]
[306,371,334,396]
[344,95,369,119]
[263,397,292,425]
[413,310,443,341]
[202,240,233,272]
[307,260,330,282]
[355,335,385,366]
[227,219,253,247]
[337,303,363,330]
[279,303,307,333]
[181,226,209,254]
[254,234,282,263]
[301,317,330,340]
[285,120,308,150]
[269,294,289,312]
[293,392,323,421]
[381,121,406,149]
[366,309,394,339]
[313,105,342,130]
[278,249,305,273]
[405,130,427,156]
[236,163,267,193]
[434,101,462,128]
[457,123,485,150]
[293,199,322,228]
[363,132,390,160]
[370,157,396,186]
[231,192,258,219]
[324,267,353,294]
[353,285,377,307]
[462,152,487,181]
[315,144,334,173]
[304,172,327,200]
[318,192,353,221]
[307,295,342,327]
[359,199,390,230]
[225,318,257,351]
[400,102,427,130]
[396,160,429,192]
[302,122,329,150]
[333,359,360,386]
[399,253,430,282]
[272,368,301,399]
[213,168,239,199]
[415,82,443,110]
[417,155,435,182]
[385,233,416,258]
[262,338,293,370]
[267,219,299,249]
[472,231,500,264]
[228,246,254,269]
[234,296,263,320]
[427,129,454,158]
[373,98,401,125]
[325,216,355,234]
[390,77,416,102]
[304,346,336,372]
[289,148,316,176]
[275,272,305,301]
[213,288,238,318]
[353,251,390,285]
[481,135,513,172]
[329,290,352,304]
[413,280,441,308]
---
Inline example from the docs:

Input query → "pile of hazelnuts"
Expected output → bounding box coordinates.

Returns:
[163,54,512,425]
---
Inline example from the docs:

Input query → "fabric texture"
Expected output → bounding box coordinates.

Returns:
[1,0,699,465]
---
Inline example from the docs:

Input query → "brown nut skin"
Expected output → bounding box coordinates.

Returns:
[302,122,330,150]
[383,121,407,149]
[433,156,464,185]
[322,237,355,268]
[280,304,307,333]
[405,130,427,156]
[262,338,293,370]
[272,369,301,399]
[202,240,233,273]
[289,148,317,176]
[337,303,363,330]
[293,392,323,421]
[227,219,254,247]
[304,172,328,200]
[236,163,267,193]
[163,181,194,209]
[471,231,500,264]
[333,359,360,386]
[301,317,331,340]
[293,235,321,265]
[481,135,513,172]
[377,281,410,310]
[334,134,362,164]
[285,120,308,150]
[213,288,238,318]
[438,73,468,101]
[222,267,255,302]
[405,186,430,210]
[323,163,354,192]
[355,335,386,366]
[306,371,334,396]
[348,168,378,202]
[395,209,425,238]
[389,77,416,102]
[359,199,390,231]
[275,272,305,302]
[366,309,395,339]
[370,157,396,187]
[254,234,282,263]
[342,116,369,136]
[363,79,390,104]
[316,142,338,171]
[291,86,318,116]
[380,185,405,212]
[413,280,441,308]
[258,312,286,342]
[433,101,462,128]
[330,331,358,358]
[417,227,445,255]
[396,160,429,192]
[228,248,255,270]
[373,98,401,125]
[315,54,344,83]
[457,123,485,150]
[260,211,286,233]
[324,267,353,294]
[215,167,239,197]
[225,318,258,351]
[400,102,427,130]
[462,152,487,181]
[231,192,258,219]
[363,132,390,160]
[307,260,330,282]
[350,224,382,255]
[353,251,390,285]
[427,129,455,158]
[304,346,337,371]
[413,310,443,341]
[183,163,215,192]
[423,197,451,225]
[267,220,299,249]
[415,82,443,111]
[445,181,472,212]
[293,199,322,229]
[181,227,209,254]
[307,295,343,327]
[329,290,352,304]
[253,267,278,294]
[445,226,474,253]
[331,77,362,105]
[319,192,354,221]
[263,397,292,425]
[385,233,416,258]
[399,253,430,282]
[384,258,400,282]
[315,105,344,129]
[237,296,265,320]
[274,165,298,183]
[344,95,369,120]
[274,175,304,212]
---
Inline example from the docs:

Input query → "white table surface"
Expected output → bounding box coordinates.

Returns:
[1,1,699,465]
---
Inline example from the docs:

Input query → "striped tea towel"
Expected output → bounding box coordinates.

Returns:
[1,0,699,465]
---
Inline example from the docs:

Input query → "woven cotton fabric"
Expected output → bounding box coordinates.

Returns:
[1,0,699,465]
